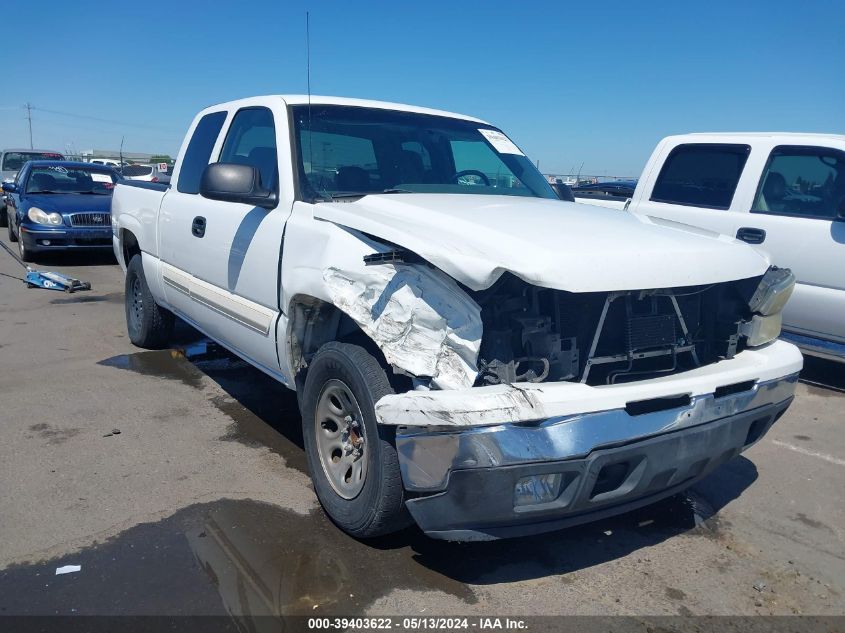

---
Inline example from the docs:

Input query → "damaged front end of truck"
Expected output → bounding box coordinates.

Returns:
[294,198,802,540]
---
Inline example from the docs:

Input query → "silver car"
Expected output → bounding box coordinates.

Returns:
[0,148,65,227]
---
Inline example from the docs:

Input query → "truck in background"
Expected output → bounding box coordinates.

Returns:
[577,133,845,362]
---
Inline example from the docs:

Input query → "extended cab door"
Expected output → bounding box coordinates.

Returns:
[158,99,295,376]
[740,145,845,343]
[629,141,753,237]
[159,110,229,319]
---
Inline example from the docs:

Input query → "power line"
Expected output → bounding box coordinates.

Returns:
[30,106,182,134]
[25,103,33,149]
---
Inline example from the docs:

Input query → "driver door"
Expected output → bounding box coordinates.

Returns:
[178,104,292,374]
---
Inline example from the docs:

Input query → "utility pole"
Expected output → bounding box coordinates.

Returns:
[25,103,33,149]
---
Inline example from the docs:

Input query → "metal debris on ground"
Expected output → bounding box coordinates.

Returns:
[55,565,81,575]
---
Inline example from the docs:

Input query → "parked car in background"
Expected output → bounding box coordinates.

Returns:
[577,133,845,361]
[571,179,638,201]
[549,180,575,201]
[112,95,801,541]
[2,160,118,262]
[155,168,173,185]
[122,163,160,182]
[88,158,123,168]
[0,148,66,226]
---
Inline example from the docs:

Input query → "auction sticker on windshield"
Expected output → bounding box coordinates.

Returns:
[90,173,112,183]
[479,129,524,155]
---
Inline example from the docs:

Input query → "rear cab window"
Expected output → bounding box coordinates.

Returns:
[177,111,228,194]
[650,143,751,209]
[751,145,845,220]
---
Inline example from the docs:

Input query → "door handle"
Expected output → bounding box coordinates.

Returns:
[191,216,206,238]
[736,226,766,244]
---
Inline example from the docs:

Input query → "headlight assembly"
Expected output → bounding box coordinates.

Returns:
[740,313,783,347]
[748,267,795,316]
[742,267,795,347]
[27,207,63,226]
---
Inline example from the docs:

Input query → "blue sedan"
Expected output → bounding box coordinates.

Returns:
[2,160,119,262]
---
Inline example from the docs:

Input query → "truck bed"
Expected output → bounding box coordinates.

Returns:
[118,180,169,192]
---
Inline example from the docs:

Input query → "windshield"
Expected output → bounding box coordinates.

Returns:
[3,151,65,171]
[293,105,555,200]
[25,165,117,194]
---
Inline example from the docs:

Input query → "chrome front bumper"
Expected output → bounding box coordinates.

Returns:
[396,373,798,540]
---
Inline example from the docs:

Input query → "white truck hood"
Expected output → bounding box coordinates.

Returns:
[314,194,768,292]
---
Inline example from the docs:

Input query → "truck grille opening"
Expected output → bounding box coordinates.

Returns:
[473,273,760,386]
[590,462,631,499]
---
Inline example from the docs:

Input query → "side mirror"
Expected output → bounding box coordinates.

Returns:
[199,163,277,209]
[1,182,17,193]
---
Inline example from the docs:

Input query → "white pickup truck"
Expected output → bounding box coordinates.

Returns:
[578,133,845,362]
[112,96,802,541]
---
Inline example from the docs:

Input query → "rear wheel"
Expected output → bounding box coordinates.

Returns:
[0,206,7,228]
[125,254,174,349]
[301,342,411,538]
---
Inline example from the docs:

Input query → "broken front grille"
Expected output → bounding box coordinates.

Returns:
[475,274,756,387]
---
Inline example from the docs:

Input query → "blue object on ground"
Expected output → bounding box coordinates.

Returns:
[24,269,91,293]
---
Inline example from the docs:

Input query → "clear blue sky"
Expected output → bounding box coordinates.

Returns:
[3,0,842,176]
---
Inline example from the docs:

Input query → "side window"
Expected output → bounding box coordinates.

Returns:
[650,143,750,209]
[177,111,227,194]
[219,107,278,190]
[752,146,844,220]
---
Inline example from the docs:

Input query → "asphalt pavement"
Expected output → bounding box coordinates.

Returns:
[0,232,843,622]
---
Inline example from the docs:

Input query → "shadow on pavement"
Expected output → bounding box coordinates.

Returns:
[24,249,118,268]
[75,321,762,617]
[799,355,845,393]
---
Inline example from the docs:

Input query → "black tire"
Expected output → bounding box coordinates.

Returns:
[301,341,411,538]
[8,216,17,242]
[18,230,33,262]
[125,254,174,349]
[0,206,7,228]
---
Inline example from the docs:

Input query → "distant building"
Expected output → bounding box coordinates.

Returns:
[78,149,158,164]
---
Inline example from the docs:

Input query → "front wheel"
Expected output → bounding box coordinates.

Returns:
[18,231,33,262]
[0,206,7,228]
[8,216,17,242]
[125,254,174,348]
[301,342,411,538]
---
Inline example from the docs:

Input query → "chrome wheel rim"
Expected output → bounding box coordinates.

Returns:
[314,379,367,499]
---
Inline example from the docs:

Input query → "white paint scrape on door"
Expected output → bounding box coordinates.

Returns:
[323,265,482,390]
